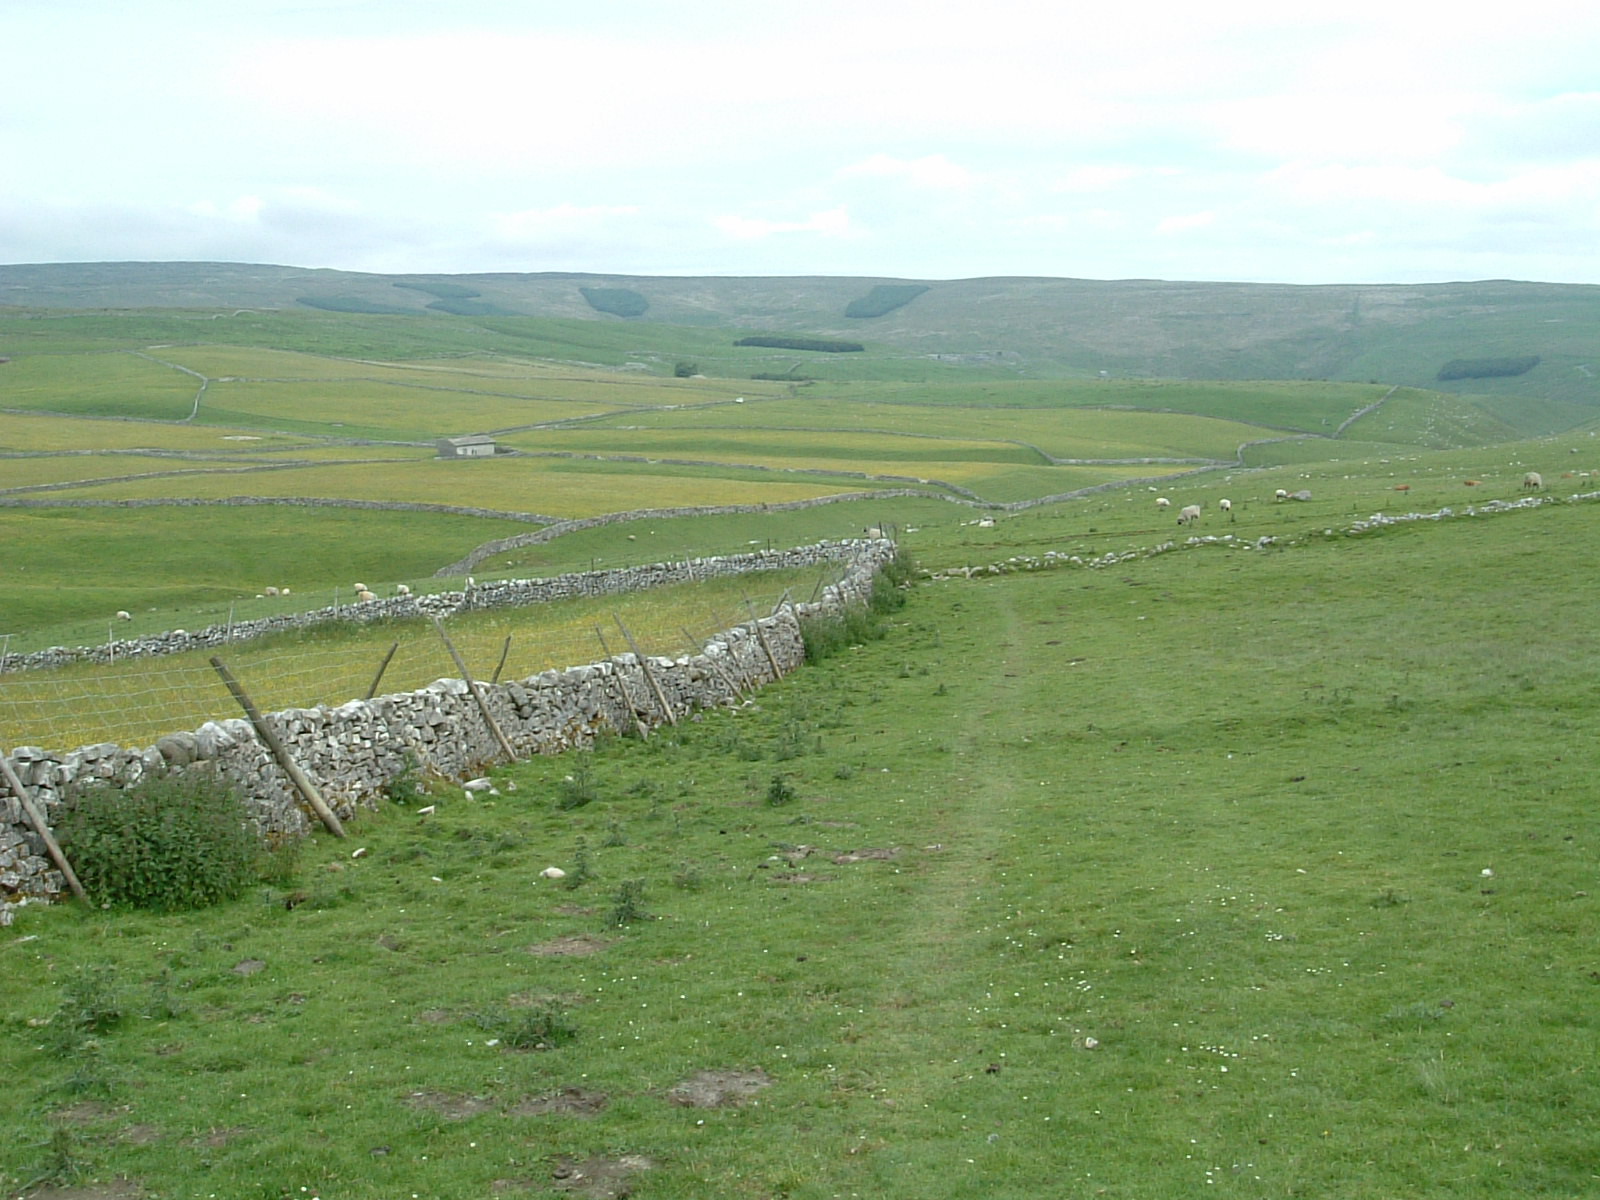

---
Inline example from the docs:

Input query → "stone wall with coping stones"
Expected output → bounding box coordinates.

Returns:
[0,539,897,921]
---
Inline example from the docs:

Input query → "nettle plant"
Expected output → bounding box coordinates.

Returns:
[57,767,263,911]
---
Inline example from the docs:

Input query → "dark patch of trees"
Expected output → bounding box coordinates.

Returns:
[1436,355,1540,381]
[580,287,650,318]
[735,335,864,353]
[426,298,517,316]
[296,296,413,315]
[844,283,930,319]
[394,281,483,300]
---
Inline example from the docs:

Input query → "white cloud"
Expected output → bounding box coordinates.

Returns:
[1156,211,1217,236]
[839,155,974,190]
[713,207,855,241]
[491,205,642,240]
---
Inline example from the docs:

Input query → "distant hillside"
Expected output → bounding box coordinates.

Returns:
[2,261,1597,410]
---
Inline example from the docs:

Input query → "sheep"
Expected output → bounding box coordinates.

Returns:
[977,517,995,528]
[356,589,377,603]
[1218,498,1233,520]
[1522,471,1543,490]
[1274,489,1289,501]
[115,610,132,621]
[264,586,279,597]
[1155,497,1171,510]
[395,583,412,596]
[1177,504,1202,526]
[351,582,368,593]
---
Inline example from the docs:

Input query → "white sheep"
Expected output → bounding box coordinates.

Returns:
[1155,497,1171,510]
[1522,471,1543,490]
[351,582,367,593]
[1219,498,1233,520]
[1178,504,1202,526]
[395,583,412,596]
[115,610,132,621]
[1274,489,1289,502]
[264,586,279,597]
[356,589,377,603]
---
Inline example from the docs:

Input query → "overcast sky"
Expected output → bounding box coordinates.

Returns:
[7,0,1599,285]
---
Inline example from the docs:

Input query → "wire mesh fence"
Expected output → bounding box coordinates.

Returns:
[0,567,823,755]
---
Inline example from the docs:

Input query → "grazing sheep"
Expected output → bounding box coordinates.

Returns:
[1218,498,1233,520]
[351,582,367,593]
[977,517,995,528]
[1155,497,1171,510]
[1178,504,1202,526]
[356,589,377,603]
[115,610,132,621]
[264,586,279,597]
[1274,489,1289,501]
[1522,471,1543,490]
[395,583,412,596]
[280,587,291,596]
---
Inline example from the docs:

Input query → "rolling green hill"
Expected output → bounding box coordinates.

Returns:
[3,262,1597,412]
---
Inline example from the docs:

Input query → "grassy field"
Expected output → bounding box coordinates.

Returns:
[4,496,1597,1198]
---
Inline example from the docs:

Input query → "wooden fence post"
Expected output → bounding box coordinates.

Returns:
[0,751,88,902]
[614,616,677,726]
[429,618,517,763]
[210,657,346,838]
[595,626,646,740]
[365,642,400,700]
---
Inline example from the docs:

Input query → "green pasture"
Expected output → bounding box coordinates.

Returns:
[577,397,1271,464]
[0,506,534,647]
[43,457,866,512]
[513,426,1047,466]
[0,350,200,420]
[5,499,1599,1198]
[0,412,311,455]
[823,378,1391,431]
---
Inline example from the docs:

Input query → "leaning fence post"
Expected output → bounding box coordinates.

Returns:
[743,598,783,682]
[491,635,513,684]
[209,657,346,838]
[684,625,746,702]
[614,615,677,726]
[365,642,400,700]
[429,617,517,763]
[0,751,88,902]
[595,626,646,740]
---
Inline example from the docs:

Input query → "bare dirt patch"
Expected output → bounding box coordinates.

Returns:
[508,1087,609,1117]
[550,1153,655,1199]
[400,1090,496,1120]
[525,934,610,958]
[832,847,899,864]
[666,1067,773,1108]
[49,1101,126,1125]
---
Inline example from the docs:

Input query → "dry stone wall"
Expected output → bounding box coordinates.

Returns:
[0,539,896,922]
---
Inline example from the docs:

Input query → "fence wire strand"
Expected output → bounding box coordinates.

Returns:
[0,575,810,754]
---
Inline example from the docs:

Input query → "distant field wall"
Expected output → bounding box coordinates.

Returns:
[0,539,897,918]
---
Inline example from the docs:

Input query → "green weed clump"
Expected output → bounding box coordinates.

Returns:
[56,768,261,911]
[800,549,915,663]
